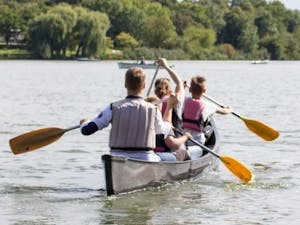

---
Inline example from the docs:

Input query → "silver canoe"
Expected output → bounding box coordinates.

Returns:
[101,117,220,196]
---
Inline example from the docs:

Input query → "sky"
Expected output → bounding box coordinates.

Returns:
[279,0,300,10]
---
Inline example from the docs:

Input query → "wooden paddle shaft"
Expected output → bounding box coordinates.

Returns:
[146,66,160,96]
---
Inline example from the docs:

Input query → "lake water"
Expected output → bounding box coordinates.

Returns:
[0,60,299,225]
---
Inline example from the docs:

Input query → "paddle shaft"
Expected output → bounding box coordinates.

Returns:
[65,125,80,132]
[174,128,220,159]
[203,94,241,118]
[146,65,160,96]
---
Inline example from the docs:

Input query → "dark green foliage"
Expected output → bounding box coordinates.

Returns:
[1,0,300,59]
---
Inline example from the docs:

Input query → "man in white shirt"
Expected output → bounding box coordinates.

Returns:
[80,66,176,162]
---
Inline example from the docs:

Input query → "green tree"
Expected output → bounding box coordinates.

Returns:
[111,5,146,40]
[219,11,244,48]
[202,0,227,33]
[254,11,278,38]
[29,13,67,58]
[72,7,109,57]
[18,1,46,32]
[182,25,216,59]
[0,3,20,45]
[266,0,288,33]
[238,21,258,54]
[286,10,300,33]
[140,2,177,48]
[48,3,77,55]
[260,35,284,59]
[114,32,139,49]
[220,8,259,55]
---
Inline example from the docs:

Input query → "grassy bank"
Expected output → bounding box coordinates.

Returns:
[0,48,33,59]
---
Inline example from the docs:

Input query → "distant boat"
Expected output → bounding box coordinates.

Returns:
[118,62,175,69]
[76,57,97,61]
[251,60,269,64]
[118,62,158,69]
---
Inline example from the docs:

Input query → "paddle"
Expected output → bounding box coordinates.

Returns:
[203,94,279,141]
[146,65,160,96]
[8,96,171,155]
[9,125,80,155]
[174,128,253,183]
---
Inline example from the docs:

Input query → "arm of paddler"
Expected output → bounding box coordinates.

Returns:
[164,131,192,150]
[80,104,112,135]
[154,96,178,135]
[156,58,184,102]
[162,95,178,123]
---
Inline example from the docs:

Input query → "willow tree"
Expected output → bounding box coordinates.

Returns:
[29,13,67,58]
[48,3,77,56]
[72,7,110,58]
[28,3,77,58]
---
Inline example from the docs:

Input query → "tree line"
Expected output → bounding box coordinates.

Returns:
[1,0,300,60]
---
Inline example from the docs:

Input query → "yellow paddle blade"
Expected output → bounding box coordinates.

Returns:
[220,156,253,183]
[241,116,279,141]
[9,127,65,155]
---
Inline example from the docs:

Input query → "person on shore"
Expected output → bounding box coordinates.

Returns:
[182,76,232,158]
[80,67,176,162]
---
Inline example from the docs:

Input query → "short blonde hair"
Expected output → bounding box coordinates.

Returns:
[125,67,146,91]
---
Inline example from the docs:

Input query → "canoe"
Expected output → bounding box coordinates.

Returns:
[101,117,220,196]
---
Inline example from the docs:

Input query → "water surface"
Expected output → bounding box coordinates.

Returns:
[0,60,299,224]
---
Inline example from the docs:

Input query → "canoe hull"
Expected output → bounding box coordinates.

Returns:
[102,118,220,196]
[102,153,218,195]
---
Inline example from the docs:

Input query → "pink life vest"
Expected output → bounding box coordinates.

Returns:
[182,97,205,132]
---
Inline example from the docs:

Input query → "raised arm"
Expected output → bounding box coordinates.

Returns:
[156,58,184,100]
[162,95,179,123]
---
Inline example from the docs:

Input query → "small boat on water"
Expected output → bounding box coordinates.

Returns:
[101,117,220,196]
[118,62,158,69]
[118,62,175,69]
[251,59,269,64]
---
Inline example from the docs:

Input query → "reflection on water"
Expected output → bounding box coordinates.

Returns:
[0,60,300,224]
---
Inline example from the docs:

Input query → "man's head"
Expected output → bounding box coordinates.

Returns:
[154,78,171,99]
[125,67,146,93]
